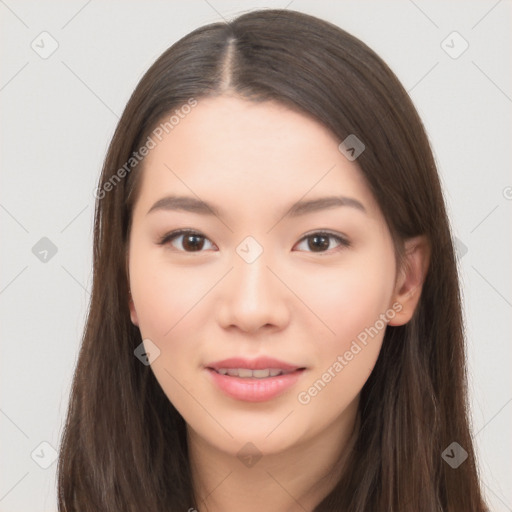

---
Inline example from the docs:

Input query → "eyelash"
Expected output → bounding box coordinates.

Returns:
[157,229,351,254]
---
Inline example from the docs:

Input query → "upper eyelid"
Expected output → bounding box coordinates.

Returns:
[160,229,217,248]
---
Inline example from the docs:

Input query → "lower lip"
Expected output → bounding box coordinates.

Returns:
[206,368,305,402]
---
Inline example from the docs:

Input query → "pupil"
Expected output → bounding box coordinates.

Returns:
[184,234,203,251]
[310,235,329,252]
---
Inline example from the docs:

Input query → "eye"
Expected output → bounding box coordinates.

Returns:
[157,229,350,254]
[294,231,350,254]
[157,229,216,252]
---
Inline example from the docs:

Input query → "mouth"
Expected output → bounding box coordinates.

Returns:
[208,367,303,378]
[205,357,307,402]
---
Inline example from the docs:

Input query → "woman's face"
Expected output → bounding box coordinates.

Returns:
[127,95,402,458]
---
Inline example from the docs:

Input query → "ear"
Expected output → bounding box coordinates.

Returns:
[388,235,431,326]
[128,293,139,326]
[126,250,139,327]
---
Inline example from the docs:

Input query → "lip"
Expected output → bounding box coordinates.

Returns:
[207,357,302,372]
[205,357,306,402]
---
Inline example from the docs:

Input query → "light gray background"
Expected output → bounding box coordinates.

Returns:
[1,1,511,510]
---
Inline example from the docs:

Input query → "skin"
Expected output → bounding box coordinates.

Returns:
[127,95,429,511]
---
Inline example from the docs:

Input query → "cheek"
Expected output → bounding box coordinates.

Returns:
[130,248,211,340]
[130,256,209,405]
[294,249,396,411]
[296,256,394,350]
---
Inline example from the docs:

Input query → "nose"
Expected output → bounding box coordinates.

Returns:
[216,249,290,334]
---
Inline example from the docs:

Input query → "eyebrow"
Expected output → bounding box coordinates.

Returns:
[146,194,366,218]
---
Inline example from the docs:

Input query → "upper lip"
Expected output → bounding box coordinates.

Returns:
[206,357,304,372]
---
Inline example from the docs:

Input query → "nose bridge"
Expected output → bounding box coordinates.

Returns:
[217,235,288,332]
[233,237,277,304]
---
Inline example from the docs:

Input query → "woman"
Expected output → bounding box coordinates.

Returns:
[57,8,489,511]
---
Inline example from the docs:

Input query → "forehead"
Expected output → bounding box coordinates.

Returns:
[135,95,379,220]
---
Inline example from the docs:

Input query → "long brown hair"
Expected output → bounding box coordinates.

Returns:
[57,9,489,511]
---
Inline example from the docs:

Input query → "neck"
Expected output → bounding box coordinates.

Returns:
[187,398,360,512]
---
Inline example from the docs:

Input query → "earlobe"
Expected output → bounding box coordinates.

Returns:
[126,250,139,326]
[388,235,431,326]
[128,293,139,326]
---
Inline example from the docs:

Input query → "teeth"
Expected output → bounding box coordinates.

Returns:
[216,368,286,378]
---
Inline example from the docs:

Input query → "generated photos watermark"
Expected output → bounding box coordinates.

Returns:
[94,97,198,200]
[297,302,402,405]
